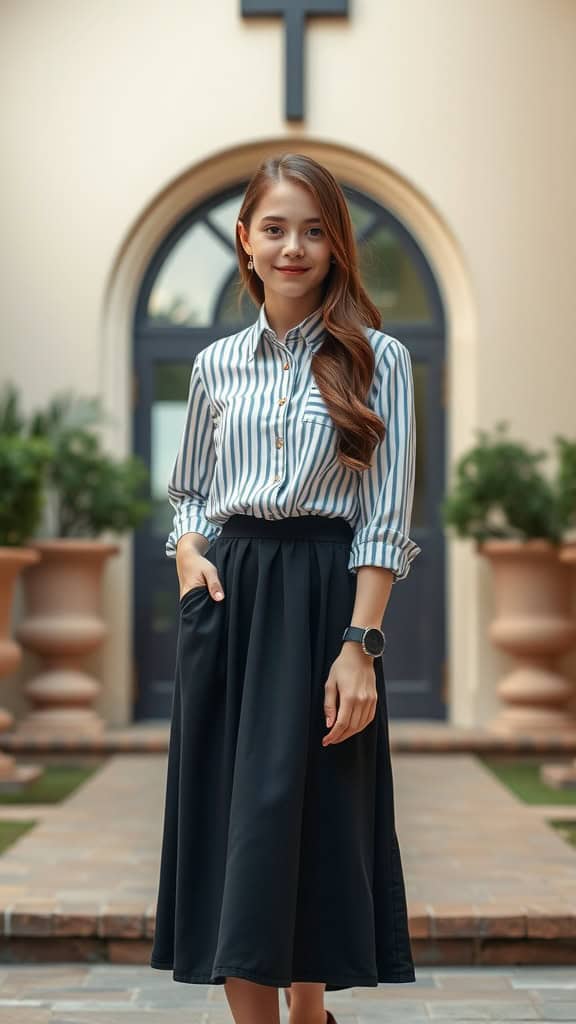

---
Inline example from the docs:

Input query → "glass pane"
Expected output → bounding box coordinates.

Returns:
[359,226,433,322]
[150,362,194,539]
[147,222,236,326]
[346,197,375,234]
[208,194,243,243]
[412,362,426,528]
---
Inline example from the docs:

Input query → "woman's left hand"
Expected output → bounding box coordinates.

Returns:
[322,646,378,746]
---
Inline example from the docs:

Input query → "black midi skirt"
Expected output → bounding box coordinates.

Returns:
[150,513,415,991]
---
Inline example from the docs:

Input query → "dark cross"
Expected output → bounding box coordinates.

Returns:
[241,0,349,122]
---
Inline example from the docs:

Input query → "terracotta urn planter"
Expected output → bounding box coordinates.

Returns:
[14,539,119,738]
[480,539,576,736]
[541,542,576,787]
[0,547,42,783]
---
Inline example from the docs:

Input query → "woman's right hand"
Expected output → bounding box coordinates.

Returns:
[176,538,225,602]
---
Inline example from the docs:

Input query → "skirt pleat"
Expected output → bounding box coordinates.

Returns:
[150,514,415,991]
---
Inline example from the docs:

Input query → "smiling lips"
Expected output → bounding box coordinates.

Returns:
[275,266,310,274]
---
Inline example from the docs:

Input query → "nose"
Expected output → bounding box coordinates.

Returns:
[282,234,304,258]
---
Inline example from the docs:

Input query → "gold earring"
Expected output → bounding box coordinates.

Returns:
[247,255,254,270]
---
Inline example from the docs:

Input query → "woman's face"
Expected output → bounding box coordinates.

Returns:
[238,179,333,302]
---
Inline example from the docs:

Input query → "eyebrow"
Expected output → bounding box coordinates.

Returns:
[259,215,321,224]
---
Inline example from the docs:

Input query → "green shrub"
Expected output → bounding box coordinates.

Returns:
[1,384,151,540]
[556,436,576,533]
[0,434,52,547]
[441,421,575,545]
[30,392,151,538]
[43,427,151,537]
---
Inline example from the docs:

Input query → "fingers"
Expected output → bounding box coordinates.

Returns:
[322,700,352,746]
[179,577,206,600]
[177,548,225,603]
[322,693,377,746]
[323,679,338,729]
[179,571,225,603]
[206,570,225,602]
[179,572,225,602]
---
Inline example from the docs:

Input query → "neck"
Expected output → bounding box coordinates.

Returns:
[263,291,322,341]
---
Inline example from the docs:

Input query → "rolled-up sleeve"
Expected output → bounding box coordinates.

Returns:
[165,353,221,558]
[348,337,421,582]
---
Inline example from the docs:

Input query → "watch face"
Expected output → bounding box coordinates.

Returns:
[363,628,385,656]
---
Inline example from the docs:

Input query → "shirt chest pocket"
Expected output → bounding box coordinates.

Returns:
[302,383,335,429]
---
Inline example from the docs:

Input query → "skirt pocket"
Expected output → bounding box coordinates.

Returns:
[179,584,209,610]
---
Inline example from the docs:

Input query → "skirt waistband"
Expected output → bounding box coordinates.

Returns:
[219,514,354,543]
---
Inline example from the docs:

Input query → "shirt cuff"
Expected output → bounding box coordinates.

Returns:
[347,539,421,582]
[166,509,222,558]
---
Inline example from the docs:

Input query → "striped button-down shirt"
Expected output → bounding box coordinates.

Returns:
[166,302,421,581]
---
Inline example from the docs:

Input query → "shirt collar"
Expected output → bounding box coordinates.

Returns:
[247,302,328,362]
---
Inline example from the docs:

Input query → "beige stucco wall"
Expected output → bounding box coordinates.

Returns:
[1,0,575,727]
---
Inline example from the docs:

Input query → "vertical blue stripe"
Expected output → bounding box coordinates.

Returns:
[165,304,421,581]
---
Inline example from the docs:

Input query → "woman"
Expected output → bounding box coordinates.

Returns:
[150,152,421,1024]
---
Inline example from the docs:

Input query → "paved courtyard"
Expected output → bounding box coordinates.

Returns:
[0,753,575,944]
[1,964,576,1022]
[0,750,575,1019]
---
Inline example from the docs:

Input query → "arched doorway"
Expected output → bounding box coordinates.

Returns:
[132,180,445,720]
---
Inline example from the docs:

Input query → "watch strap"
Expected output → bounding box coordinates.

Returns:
[341,625,386,657]
[342,626,370,644]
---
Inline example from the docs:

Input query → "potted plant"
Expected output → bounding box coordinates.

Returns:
[0,384,52,779]
[542,439,576,785]
[557,437,576,560]
[11,391,151,738]
[442,420,576,737]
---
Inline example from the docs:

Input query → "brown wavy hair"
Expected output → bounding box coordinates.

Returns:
[234,153,385,473]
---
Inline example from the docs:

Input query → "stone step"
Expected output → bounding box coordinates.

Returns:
[2,721,576,754]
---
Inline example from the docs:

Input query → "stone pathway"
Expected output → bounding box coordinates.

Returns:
[0,964,576,1022]
[0,753,575,951]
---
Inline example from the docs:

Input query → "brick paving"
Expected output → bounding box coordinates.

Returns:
[0,753,575,966]
[0,964,575,1022]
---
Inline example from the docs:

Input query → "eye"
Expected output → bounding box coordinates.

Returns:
[263,226,324,237]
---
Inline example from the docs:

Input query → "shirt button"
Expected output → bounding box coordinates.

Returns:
[275,437,284,448]
[278,397,286,406]
[283,362,289,370]
[273,474,280,482]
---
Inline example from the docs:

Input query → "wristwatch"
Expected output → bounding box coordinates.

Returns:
[341,625,386,658]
